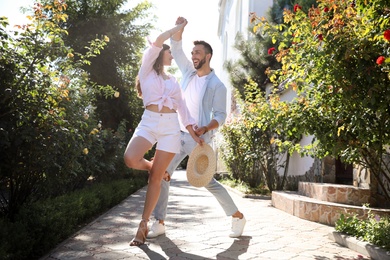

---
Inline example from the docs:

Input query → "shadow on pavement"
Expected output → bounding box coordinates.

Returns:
[139,235,252,260]
[216,236,251,260]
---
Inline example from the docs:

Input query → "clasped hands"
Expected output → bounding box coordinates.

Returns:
[175,16,187,30]
[194,125,208,137]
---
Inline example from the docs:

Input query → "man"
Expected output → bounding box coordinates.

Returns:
[147,17,246,239]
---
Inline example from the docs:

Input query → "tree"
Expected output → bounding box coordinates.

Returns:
[224,32,279,100]
[0,1,109,219]
[252,0,390,202]
[60,0,153,130]
[224,0,319,99]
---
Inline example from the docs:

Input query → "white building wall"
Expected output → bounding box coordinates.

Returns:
[218,0,273,115]
[278,87,315,176]
[288,135,315,176]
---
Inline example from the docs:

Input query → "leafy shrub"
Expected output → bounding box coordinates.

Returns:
[335,211,390,250]
[0,176,147,260]
[0,1,138,220]
[219,176,271,196]
[0,3,110,218]
[219,82,302,191]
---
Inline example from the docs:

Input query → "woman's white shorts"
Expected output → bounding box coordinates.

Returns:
[132,109,181,154]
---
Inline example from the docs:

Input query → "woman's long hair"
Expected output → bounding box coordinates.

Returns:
[136,44,170,98]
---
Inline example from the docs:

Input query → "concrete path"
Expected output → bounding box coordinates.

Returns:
[41,170,370,260]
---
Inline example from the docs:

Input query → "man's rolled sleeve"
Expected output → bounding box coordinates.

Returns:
[212,83,227,127]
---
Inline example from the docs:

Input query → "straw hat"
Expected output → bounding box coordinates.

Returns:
[186,143,216,187]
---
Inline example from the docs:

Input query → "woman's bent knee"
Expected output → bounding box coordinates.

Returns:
[124,154,138,169]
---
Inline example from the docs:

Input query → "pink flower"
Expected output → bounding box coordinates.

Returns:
[376,56,385,65]
[294,4,302,12]
[384,29,390,41]
[268,47,276,55]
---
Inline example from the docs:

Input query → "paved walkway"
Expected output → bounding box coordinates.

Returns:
[41,170,370,260]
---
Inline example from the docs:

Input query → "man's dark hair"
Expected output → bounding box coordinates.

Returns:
[193,40,213,57]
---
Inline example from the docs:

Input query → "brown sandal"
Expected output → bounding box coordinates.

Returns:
[129,219,149,246]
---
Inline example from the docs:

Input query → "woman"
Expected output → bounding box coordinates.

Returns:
[124,19,202,246]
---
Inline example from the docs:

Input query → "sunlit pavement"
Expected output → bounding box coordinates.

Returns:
[41,170,370,260]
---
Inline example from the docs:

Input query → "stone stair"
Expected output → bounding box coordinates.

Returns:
[272,182,390,226]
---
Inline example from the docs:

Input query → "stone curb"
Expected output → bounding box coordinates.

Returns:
[328,231,390,260]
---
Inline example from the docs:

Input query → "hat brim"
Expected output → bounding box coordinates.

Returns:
[186,143,216,187]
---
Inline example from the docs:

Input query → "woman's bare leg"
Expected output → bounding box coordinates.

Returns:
[126,141,175,246]
[141,149,175,221]
[124,136,153,171]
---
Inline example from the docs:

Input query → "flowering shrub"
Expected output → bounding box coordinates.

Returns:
[384,29,390,41]
[268,47,276,55]
[293,4,302,12]
[219,80,303,190]
[377,55,386,65]
[251,0,390,201]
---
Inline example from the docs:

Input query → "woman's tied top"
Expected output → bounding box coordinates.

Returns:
[138,43,195,128]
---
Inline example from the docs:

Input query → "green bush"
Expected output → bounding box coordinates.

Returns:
[0,4,136,218]
[219,176,271,196]
[0,3,113,219]
[219,83,301,191]
[0,176,147,260]
[335,210,390,250]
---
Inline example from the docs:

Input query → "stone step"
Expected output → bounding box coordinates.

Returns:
[298,182,371,206]
[271,190,390,226]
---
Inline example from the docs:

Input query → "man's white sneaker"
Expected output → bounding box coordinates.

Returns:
[146,220,165,238]
[229,215,246,238]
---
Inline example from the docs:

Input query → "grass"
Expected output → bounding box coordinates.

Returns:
[218,177,271,196]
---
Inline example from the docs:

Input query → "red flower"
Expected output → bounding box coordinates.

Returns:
[294,4,302,12]
[324,7,329,12]
[268,47,276,55]
[376,56,385,65]
[317,34,323,41]
[384,30,390,41]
